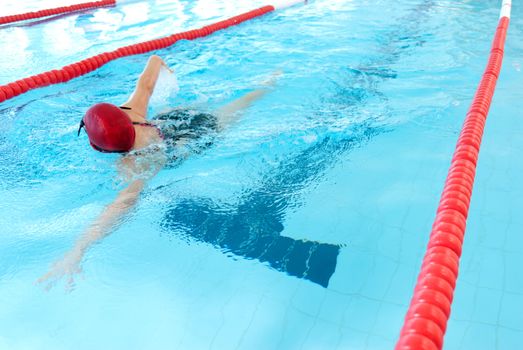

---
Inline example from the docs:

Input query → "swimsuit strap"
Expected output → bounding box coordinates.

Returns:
[119,105,145,118]
[132,121,165,140]
[132,121,154,127]
[119,106,164,139]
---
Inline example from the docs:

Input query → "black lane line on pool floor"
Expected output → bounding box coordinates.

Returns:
[159,0,436,288]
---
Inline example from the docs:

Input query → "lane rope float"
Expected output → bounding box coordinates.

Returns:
[0,0,306,104]
[0,0,116,26]
[395,1,511,349]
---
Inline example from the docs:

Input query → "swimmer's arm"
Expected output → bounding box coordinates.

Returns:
[38,152,166,289]
[75,179,145,254]
[37,179,146,289]
[122,55,171,118]
[68,151,165,261]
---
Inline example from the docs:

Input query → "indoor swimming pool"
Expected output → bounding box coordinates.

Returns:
[1,0,522,349]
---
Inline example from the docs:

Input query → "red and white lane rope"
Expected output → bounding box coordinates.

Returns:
[0,0,305,104]
[0,0,116,26]
[395,1,511,349]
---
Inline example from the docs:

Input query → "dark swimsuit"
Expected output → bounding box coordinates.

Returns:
[120,106,218,165]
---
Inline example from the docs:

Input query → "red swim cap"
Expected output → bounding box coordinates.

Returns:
[80,103,135,153]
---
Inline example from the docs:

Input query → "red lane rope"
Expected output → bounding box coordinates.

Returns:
[395,14,510,350]
[0,6,275,104]
[0,0,116,26]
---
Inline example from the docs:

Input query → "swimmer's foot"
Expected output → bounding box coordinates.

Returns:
[261,69,283,88]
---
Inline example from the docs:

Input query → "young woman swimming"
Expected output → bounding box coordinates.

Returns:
[38,55,279,289]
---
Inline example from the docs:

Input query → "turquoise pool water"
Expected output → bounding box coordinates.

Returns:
[1,0,523,349]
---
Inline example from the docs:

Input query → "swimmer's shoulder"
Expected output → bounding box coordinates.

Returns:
[119,104,148,122]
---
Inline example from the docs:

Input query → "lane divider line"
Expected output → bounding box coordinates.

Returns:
[395,1,512,349]
[0,1,306,104]
[0,0,116,26]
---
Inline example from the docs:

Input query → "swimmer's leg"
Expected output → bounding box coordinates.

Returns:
[214,90,268,129]
[214,70,282,130]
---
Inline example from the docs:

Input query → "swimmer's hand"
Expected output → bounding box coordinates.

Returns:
[150,54,172,73]
[36,248,83,292]
[159,58,173,74]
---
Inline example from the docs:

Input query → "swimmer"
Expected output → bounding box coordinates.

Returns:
[38,55,280,290]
